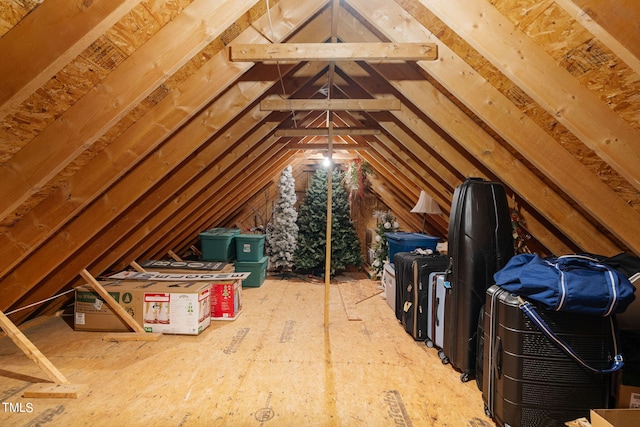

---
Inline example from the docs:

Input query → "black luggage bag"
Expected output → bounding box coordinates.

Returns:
[394,251,448,339]
[483,285,616,427]
[394,252,423,322]
[443,178,514,382]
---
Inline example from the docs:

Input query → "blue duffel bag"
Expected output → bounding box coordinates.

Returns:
[494,253,636,317]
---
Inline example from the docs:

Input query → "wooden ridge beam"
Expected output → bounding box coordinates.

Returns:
[275,127,379,136]
[261,98,400,111]
[229,42,437,62]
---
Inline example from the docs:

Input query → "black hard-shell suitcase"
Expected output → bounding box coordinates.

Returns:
[483,285,615,427]
[394,251,448,339]
[443,178,514,381]
[475,305,485,391]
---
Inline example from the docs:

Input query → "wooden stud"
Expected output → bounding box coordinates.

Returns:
[167,250,182,262]
[23,383,86,399]
[130,261,147,273]
[0,310,70,385]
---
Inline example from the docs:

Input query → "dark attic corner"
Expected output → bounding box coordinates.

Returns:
[1,0,640,425]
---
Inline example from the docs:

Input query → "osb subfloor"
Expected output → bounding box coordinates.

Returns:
[0,274,494,426]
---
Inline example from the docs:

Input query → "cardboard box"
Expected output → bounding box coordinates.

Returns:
[618,385,640,408]
[591,409,640,427]
[211,280,242,320]
[74,280,211,335]
[140,259,230,273]
[74,285,133,332]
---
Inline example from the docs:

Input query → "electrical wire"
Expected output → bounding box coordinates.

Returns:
[266,0,297,127]
[5,288,76,315]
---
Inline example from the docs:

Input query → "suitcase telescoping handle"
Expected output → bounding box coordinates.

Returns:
[517,297,624,374]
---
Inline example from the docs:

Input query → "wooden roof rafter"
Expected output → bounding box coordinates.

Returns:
[345,0,640,255]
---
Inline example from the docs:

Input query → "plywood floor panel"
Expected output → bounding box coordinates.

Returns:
[0,276,493,426]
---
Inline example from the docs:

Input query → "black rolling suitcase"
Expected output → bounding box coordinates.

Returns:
[443,178,514,381]
[394,252,422,322]
[394,251,447,339]
[483,285,617,427]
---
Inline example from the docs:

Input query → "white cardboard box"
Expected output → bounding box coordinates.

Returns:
[75,280,211,335]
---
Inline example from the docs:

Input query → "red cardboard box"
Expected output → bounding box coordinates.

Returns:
[211,280,242,320]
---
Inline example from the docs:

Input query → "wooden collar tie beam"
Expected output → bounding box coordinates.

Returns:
[285,142,370,151]
[275,128,380,136]
[229,42,438,62]
[261,98,400,112]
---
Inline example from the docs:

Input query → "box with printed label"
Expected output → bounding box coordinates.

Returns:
[139,259,233,274]
[617,385,640,409]
[74,280,211,335]
[211,280,242,320]
[74,284,134,332]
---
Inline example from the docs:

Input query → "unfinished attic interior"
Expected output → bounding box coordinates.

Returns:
[1,0,640,425]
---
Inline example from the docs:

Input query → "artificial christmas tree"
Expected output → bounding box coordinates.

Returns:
[370,210,400,279]
[266,166,299,275]
[295,168,363,276]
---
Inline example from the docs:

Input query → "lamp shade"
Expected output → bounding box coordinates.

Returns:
[410,190,442,214]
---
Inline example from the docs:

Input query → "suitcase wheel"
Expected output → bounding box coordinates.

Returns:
[425,339,434,348]
[483,405,492,418]
[437,350,449,365]
[460,372,471,383]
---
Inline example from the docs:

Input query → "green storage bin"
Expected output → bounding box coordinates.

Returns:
[235,256,268,288]
[235,234,265,262]
[199,228,240,262]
